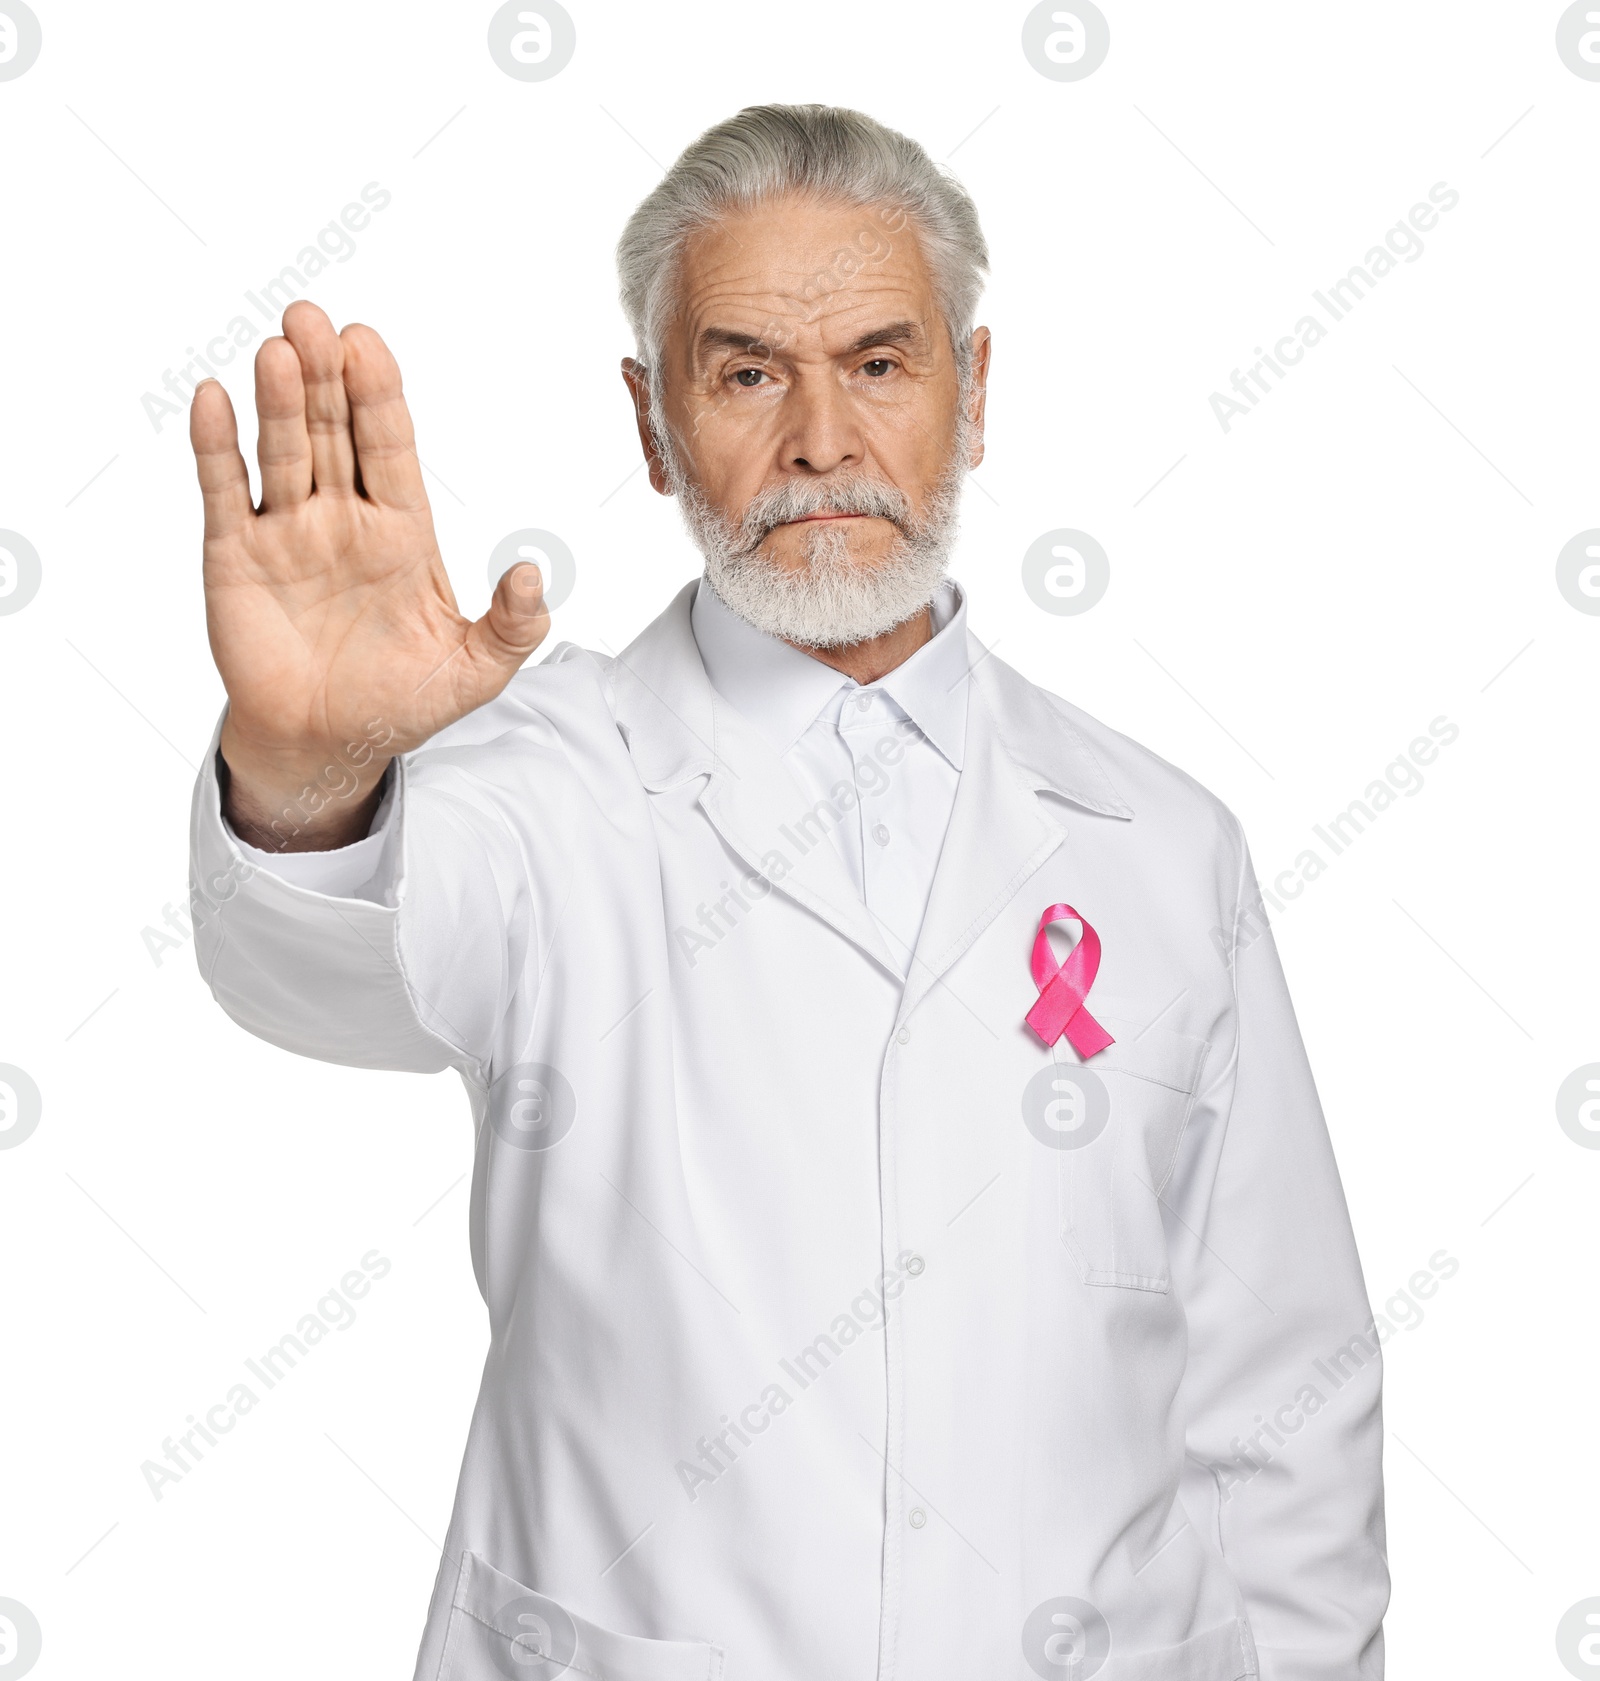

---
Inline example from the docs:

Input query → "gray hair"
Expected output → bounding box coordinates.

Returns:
[616,103,989,417]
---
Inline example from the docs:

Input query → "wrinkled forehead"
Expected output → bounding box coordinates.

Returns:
[664,193,945,371]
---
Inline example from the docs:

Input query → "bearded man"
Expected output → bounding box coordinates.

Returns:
[187,104,1387,1681]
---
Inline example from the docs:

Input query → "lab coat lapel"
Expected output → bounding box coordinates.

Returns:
[608,581,899,978]
[697,719,899,976]
[896,636,1134,1026]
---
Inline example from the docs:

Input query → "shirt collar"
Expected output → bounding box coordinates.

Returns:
[690,575,969,770]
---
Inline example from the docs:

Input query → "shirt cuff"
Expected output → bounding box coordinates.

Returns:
[223,759,398,900]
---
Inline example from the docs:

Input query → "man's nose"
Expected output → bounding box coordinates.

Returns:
[780,376,864,475]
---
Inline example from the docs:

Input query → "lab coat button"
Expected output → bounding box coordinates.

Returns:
[895,1026,911,1045]
[905,1254,925,1276]
[908,1508,927,1529]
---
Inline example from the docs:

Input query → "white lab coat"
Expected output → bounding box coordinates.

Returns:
[189,579,1387,1681]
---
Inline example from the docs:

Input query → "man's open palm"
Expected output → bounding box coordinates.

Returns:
[190,301,548,837]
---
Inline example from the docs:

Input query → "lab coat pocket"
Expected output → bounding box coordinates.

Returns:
[438,1550,725,1681]
[1040,1019,1208,1294]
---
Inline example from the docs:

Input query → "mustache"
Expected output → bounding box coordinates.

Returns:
[739,475,911,544]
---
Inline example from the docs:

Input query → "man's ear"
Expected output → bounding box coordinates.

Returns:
[964,327,991,470]
[620,357,673,495]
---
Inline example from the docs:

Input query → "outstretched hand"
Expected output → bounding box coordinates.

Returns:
[190,301,549,848]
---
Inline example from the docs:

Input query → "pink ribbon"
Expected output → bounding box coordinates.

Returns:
[1025,903,1114,1058]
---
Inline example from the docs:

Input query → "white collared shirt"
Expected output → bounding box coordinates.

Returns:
[689,577,969,974]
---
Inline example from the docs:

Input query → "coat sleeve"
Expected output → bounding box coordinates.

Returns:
[188,703,562,1082]
[1169,820,1389,1681]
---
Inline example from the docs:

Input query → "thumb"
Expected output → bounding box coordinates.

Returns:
[468,562,551,676]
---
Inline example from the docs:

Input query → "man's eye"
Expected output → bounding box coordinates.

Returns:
[861,359,893,376]
[732,368,766,387]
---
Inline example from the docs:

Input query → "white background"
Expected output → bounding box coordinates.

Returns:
[1,2,1596,1676]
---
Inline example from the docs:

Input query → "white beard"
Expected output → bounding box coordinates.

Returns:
[659,409,972,649]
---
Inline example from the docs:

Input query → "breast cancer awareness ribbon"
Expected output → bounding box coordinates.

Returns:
[1024,903,1114,1058]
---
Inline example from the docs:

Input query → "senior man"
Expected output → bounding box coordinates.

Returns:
[187,105,1387,1681]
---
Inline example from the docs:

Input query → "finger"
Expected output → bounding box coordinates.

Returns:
[190,379,255,542]
[341,323,428,511]
[281,300,356,493]
[465,563,551,685]
[253,336,313,509]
